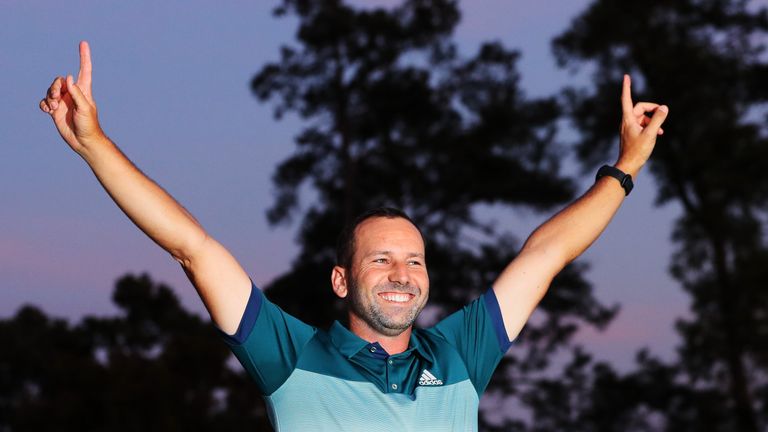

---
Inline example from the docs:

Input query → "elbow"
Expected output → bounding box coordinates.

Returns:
[172,253,191,268]
[171,231,210,269]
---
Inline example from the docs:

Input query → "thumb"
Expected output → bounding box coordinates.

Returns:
[643,105,669,136]
[65,75,89,110]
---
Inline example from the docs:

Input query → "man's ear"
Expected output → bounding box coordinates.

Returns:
[331,265,348,298]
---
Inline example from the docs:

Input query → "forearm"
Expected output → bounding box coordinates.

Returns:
[522,173,628,267]
[79,135,207,262]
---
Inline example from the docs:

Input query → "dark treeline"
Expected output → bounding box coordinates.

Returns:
[0,274,271,431]
[3,0,767,430]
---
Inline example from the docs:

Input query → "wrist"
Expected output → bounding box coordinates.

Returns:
[613,159,641,178]
[78,133,113,164]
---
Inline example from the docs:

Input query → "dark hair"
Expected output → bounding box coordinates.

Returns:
[336,207,423,270]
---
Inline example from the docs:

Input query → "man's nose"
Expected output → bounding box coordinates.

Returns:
[388,261,410,285]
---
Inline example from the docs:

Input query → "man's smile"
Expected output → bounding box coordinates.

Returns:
[378,292,415,303]
[379,292,416,303]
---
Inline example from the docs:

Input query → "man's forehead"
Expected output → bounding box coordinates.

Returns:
[354,217,425,251]
[365,250,426,258]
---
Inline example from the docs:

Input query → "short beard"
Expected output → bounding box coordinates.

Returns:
[347,276,424,337]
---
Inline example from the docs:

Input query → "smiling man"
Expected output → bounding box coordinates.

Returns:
[40,41,668,431]
[218,206,514,430]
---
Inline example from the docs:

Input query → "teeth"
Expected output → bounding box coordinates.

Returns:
[380,293,411,303]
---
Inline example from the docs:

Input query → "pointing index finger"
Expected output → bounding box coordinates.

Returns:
[621,74,633,117]
[77,40,93,95]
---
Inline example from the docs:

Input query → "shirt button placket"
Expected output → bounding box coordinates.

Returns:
[386,357,396,391]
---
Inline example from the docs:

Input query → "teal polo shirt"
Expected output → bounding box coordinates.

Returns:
[220,281,513,431]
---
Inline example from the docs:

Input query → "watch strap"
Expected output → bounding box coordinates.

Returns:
[596,165,633,196]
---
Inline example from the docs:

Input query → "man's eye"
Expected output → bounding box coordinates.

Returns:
[374,258,387,264]
[408,260,422,266]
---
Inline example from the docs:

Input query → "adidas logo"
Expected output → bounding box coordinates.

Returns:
[418,369,443,386]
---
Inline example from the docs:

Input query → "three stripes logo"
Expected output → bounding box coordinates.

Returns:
[418,369,443,386]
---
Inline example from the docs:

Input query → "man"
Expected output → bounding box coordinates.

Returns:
[40,41,668,431]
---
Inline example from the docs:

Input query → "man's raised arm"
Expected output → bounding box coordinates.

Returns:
[492,75,669,341]
[39,41,250,334]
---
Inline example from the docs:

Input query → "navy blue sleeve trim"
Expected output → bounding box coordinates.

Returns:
[216,279,263,345]
[483,288,513,352]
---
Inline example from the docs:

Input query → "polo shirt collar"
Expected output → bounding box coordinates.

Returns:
[328,320,434,362]
[329,321,369,358]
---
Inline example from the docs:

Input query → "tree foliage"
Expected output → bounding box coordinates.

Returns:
[0,274,271,431]
[551,0,768,430]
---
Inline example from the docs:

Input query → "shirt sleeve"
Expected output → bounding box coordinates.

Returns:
[429,288,513,395]
[217,280,316,395]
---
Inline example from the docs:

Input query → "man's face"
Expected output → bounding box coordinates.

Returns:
[345,217,429,337]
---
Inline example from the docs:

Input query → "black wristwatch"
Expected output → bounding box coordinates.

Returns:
[596,165,633,196]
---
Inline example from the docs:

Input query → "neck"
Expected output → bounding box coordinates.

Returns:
[348,314,412,354]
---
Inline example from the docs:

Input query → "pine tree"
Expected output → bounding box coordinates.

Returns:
[552,1,768,429]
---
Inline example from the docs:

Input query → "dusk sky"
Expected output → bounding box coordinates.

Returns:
[2,0,687,369]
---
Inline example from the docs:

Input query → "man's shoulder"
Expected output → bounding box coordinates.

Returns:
[417,289,512,356]
[419,292,489,334]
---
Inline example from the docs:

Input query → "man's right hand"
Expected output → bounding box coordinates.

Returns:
[39,41,105,155]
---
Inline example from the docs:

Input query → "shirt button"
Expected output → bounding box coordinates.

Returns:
[388,359,393,365]
[391,384,398,390]
[369,346,377,353]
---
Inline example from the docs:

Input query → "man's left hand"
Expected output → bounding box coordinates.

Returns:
[616,74,668,177]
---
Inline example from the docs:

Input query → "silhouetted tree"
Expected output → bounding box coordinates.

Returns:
[252,0,616,428]
[551,0,768,430]
[0,274,271,431]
